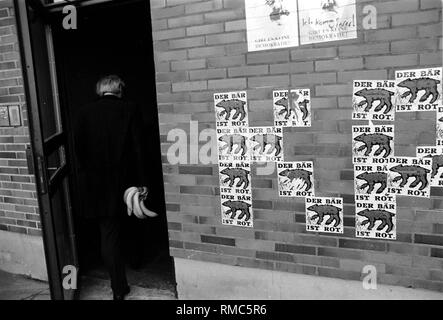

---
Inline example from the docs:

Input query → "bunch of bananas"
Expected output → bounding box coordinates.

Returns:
[123,186,158,219]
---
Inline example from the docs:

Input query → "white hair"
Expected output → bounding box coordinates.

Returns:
[96,75,125,97]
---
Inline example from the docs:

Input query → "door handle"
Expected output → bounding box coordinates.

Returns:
[26,145,34,175]
[37,155,48,195]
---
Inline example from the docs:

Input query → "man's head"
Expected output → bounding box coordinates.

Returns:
[96,75,125,98]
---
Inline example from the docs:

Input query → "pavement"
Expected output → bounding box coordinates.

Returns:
[0,269,50,300]
[0,269,176,300]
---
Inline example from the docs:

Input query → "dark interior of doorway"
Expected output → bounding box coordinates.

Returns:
[51,0,175,297]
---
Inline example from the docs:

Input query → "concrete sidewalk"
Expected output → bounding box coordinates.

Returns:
[0,270,50,300]
[0,270,176,300]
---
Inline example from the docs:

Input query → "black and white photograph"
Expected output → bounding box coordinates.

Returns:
[0,0,441,307]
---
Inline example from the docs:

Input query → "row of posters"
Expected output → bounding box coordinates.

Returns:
[352,68,442,121]
[304,195,396,240]
[245,0,357,51]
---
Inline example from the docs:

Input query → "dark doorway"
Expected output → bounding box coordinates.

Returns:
[51,0,175,297]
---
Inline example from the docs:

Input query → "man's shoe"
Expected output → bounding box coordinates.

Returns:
[113,285,130,300]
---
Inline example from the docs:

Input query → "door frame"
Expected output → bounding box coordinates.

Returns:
[14,0,78,300]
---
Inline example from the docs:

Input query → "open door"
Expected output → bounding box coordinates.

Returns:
[14,0,78,300]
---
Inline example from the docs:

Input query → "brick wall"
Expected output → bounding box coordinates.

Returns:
[0,0,40,237]
[150,0,443,292]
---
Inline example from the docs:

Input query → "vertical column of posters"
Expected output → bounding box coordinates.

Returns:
[273,89,312,127]
[277,161,315,197]
[219,161,253,228]
[245,0,299,52]
[416,146,443,188]
[355,194,396,240]
[352,125,394,196]
[305,196,344,234]
[352,80,397,121]
[396,68,442,112]
[214,91,253,228]
[298,0,357,45]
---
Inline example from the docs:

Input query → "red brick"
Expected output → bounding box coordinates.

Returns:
[339,43,389,57]
[420,0,442,9]
[225,19,246,32]
[365,26,417,42]
[376,0,419,14]
[204,10,243,23]
[186,23,223,36]
[248,75,289,88]
[292,72,336,87]
[392,38,438,54]
[189,68,226,80]
[392,10,440,26]
[291,47,337,61]
[185,0,223,14]
[247,50,289,64]
[228,65,268,77]
[270,61,314,74]
[153,28,186,41]
[365,54,418,69]
[169,36,205,49]
[208,77,246,90]
[315,58,363,72]
[206,32,245,45]
[172,80,206,92]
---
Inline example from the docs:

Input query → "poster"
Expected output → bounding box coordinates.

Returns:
[273,89,311,127]
[214,91,249,127]
[352,80,397,121]
[355,194,396,240]
[249,126,284,162]
[277,161,314,197]
[352,125,394,163]
[305,196,343,234]
[416,146,443,187]
[0,106,9,126]
[219,161,253,228]
[395,67,442,112]
[298,0,357,45]
[386,157,432,198]
[437,105,443,146]
[8,106,20,126]
[354,159,388,196]
[216,127,250,162]
[245,0,299,52]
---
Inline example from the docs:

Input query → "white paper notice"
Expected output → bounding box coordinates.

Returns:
[395,67,442,112]
[386,157,432,198]
[277,161,315,197]
[355,194,396,240]
[305,196,344,234]
[352,80,397,122]
[416,146,443,188]
[249,126,284,162]
[352,125,394,163]
[298,0,357,45]
[245,0,299,52]
[273,89,311,127]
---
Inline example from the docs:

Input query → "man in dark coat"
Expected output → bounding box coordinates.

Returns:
[75,75,146,300]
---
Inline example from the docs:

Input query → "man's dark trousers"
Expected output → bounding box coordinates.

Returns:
[98,217,128,295]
